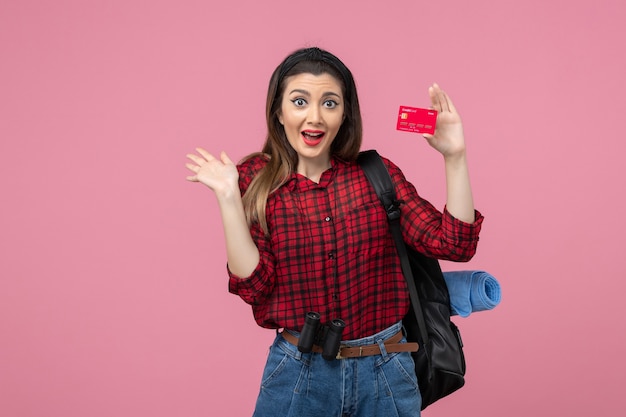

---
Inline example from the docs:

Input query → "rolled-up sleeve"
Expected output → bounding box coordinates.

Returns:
[386,157,484,262]
[227,155,277,306]
[227,221,276,305]
[228,260,272,305]
[438,206,483,261]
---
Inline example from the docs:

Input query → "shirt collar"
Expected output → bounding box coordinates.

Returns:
[284,157,347,192]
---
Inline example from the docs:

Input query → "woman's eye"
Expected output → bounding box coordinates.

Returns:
[292,98,306,107]
[324,100,338,109]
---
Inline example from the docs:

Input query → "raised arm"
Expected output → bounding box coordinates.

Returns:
[422,84,476,224]
[185,148,260,277]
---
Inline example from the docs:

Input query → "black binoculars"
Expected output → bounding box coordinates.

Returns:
[297,312,346,361]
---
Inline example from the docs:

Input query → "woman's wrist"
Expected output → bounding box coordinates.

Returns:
[443,150,468,167]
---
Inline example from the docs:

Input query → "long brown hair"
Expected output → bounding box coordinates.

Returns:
[242,47,363,235]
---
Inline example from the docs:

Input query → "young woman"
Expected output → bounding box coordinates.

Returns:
[186,47,483,417]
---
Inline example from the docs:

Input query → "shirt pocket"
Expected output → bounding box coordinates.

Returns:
[343,202,390,255]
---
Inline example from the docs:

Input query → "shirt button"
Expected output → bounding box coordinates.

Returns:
[328,252,335,259]
[325,216,332,222]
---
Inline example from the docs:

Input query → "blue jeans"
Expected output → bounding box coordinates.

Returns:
[252,321,422,417]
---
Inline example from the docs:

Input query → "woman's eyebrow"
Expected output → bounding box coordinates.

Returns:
[289,88,310,96]
[323,91,342,99]
[288,89,341,98]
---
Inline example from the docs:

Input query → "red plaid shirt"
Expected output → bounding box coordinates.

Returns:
[229,154,483,339]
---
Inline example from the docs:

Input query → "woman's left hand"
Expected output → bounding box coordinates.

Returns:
[422,83,466,159]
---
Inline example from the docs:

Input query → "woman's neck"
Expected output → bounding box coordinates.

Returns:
[297,157,332,184]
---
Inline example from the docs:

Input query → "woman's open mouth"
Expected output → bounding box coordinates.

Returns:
[302,130,325,146]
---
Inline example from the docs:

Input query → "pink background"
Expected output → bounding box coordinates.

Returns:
[2,0,625,415]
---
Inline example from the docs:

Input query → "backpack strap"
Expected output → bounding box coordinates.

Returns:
[357,150,430,347]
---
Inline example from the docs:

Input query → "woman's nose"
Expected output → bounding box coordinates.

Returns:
[306,105,322,125]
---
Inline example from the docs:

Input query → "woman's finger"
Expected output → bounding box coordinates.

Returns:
[196,147,215,162]
[432,83,451,113]
[220,151,234,166]
[443,91,457,114]
[432,83,458,114]
[429,85,441,111]
[186,154,206,166]
[185,162,200,173]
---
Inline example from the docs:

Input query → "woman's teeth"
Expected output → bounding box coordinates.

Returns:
[302,131,324,145]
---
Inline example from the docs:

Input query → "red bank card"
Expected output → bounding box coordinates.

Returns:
[396,106,437,134]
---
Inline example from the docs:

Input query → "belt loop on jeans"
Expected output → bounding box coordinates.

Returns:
[377,337,389,361]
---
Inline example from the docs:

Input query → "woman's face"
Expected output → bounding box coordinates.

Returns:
[278,72,345,175]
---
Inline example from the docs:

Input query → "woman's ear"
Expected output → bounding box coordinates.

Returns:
[278,112,284,125]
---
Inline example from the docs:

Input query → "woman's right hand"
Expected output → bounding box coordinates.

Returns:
[186,148,260,278]
[186,148,239,199]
